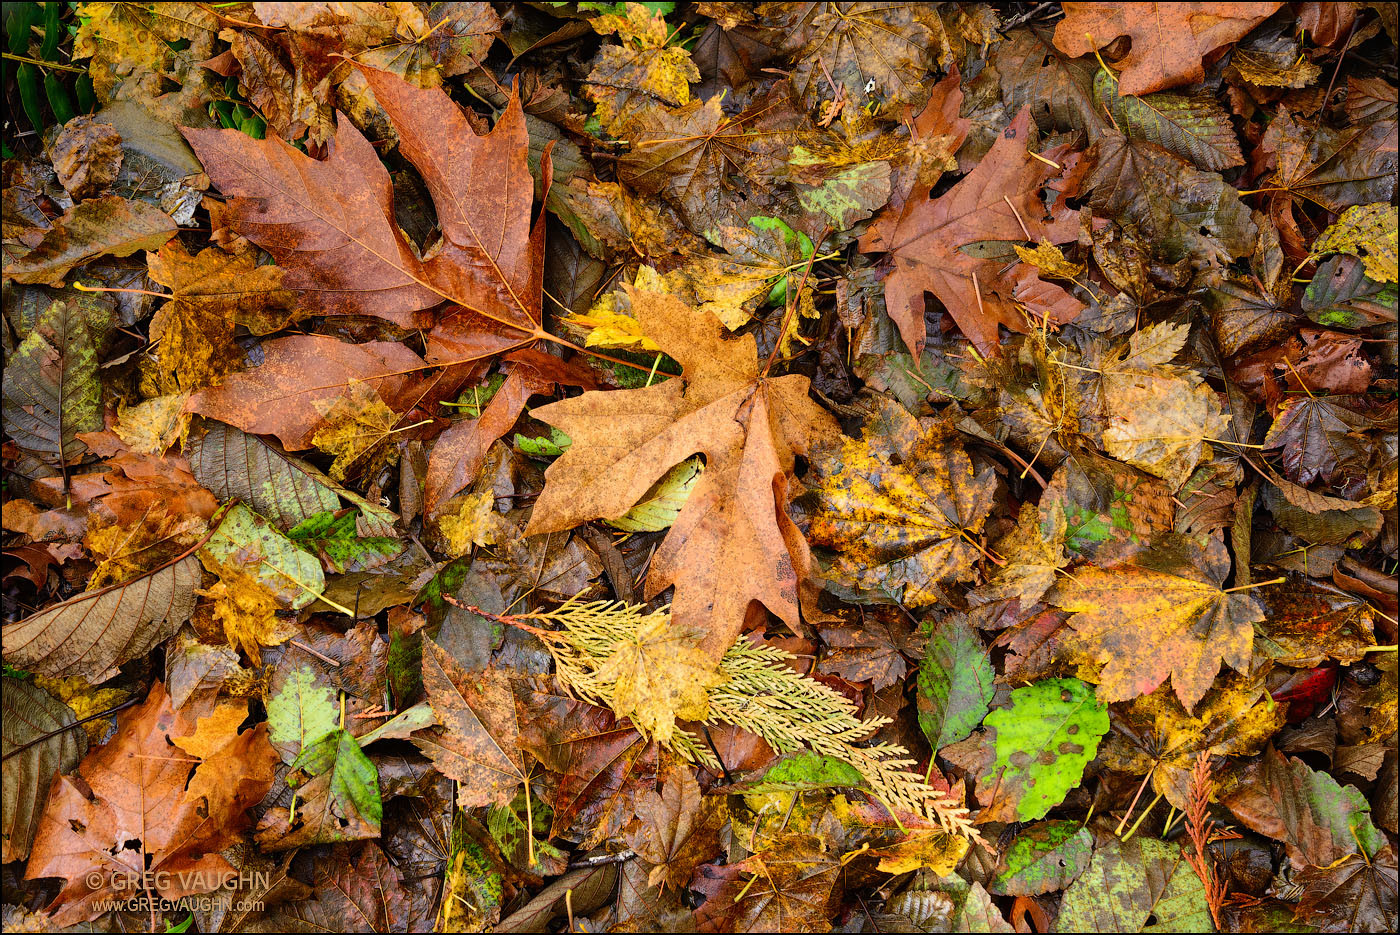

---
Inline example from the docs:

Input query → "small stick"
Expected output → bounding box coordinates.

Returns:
[290,639,341,666]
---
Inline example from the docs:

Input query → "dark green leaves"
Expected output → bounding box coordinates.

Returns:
[917,616,994,752]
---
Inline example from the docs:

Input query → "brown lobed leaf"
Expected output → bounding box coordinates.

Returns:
[859,108,1081,355]
[525,288,839,657]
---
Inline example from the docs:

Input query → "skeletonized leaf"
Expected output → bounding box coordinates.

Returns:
[2,678,87,863]
[1,554,201,681]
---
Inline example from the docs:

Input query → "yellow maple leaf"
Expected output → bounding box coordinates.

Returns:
[197,560,299,659]
[311,380,402,482]
[31,675,131,744]
[112,392,191,455]
[592,613,727,745]
[438,490,510,557]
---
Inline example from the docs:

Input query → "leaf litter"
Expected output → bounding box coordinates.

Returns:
[0,2,1396,932]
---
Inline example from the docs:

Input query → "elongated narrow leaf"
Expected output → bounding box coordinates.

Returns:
[2,299,111,464]
[0,555,201,681]
[186,421,343,528]
[917,616,994,751]
[2,679,88,862]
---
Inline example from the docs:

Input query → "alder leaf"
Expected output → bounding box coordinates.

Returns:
[1223,746,1387,869]
[917,615,995,752]
[1,554,201,681]
[1052,836,1212,932]
[1093,67,1244,170]
[1,678,87,863]
[185,420,342,529]
[287,509,403,574]
[200,502,328,611]
[266,666,340,763]
[982,677,1109,822]
[990,821,1094,897]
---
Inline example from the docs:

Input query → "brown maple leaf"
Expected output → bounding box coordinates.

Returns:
[524,288,839,657]
[1053,2,1284,96]
[859,107,1082,356]
[183,66,548,363]
[25,682,277,926]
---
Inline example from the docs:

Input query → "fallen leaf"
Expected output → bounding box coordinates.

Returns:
[1,553,201,681]
[1053,3,1284,96]
[860,108,1081,354]
[525,288,838,656]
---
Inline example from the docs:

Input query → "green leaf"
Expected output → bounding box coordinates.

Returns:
[288,509,403,574]
[917,616,994,751]
[200,502,330,611]
[984,678,1109,822]
[487,792,567,876]
[1094,68,1243,171]
[44,71,74,125]
[1054,837,1212,933]
[990,821,1094,896]
[17,62,43,129]
[760,752,865,789]
[266,666,338,762]
[1,299,111,464]
[515,427,572,457]
[290,727,382,830]
[605,456,703,532]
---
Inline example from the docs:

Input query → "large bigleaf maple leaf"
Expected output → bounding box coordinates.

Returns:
[524,289,839,657]
[183,65,547,364]
[859,107,1081,356]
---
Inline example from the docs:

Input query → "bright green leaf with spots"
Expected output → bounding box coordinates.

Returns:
[984,678,1109,822]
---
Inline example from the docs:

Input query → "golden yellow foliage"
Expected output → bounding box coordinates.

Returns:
[31,675,131,744]
[310,380,402,482]
[197,560,299,659]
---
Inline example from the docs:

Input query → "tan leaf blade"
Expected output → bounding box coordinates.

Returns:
[1,554,201,681]
[415,639,526,807]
